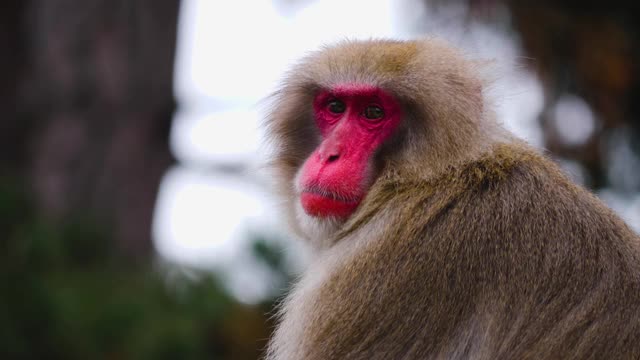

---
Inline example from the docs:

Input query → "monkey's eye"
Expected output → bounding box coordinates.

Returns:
[363,105,384,120]
[327,99,346,114]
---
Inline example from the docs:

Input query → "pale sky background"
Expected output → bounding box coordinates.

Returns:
[153,0,640,304]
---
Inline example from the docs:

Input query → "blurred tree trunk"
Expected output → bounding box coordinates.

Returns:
[0,0,180,261]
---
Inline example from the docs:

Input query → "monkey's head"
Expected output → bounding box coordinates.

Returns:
[267,39,506,246]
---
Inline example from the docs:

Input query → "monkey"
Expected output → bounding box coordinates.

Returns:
[264,38,640,360]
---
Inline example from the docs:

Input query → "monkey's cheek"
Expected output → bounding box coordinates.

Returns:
[300,192,360,219]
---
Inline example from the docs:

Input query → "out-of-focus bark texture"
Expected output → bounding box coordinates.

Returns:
[0,2,30,173]
[1,0,179,261]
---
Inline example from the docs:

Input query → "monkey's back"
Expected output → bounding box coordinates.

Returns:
[284,143,640,360]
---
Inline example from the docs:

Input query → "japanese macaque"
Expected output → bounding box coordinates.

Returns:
[265,39,640,360]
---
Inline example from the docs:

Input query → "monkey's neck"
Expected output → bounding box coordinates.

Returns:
[337,140,533,242]
[399,118,517,181]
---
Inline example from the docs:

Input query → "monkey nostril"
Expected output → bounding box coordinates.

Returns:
[327,154,339,163]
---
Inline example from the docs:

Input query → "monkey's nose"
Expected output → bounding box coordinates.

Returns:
[327,154,340,163]
[317,138,342,164]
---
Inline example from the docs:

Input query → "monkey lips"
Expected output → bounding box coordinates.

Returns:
[300,188,363,218]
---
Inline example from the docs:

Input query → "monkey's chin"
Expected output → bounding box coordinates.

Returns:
[300,192,360,219]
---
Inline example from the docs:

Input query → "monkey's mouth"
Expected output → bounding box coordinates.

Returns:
[300,187,362,218]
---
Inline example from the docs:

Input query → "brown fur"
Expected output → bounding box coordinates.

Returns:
[266,39,640,360]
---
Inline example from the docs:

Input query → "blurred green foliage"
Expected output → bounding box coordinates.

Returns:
[0,178,280,360]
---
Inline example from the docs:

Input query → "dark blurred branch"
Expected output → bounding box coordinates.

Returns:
[430,0,640,191]
[505,0,639,190]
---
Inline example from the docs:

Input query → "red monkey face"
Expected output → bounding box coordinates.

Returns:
[297,84,403,219]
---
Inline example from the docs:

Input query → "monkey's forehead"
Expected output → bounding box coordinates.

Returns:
[286,38,481,100]
[328,40,421,76]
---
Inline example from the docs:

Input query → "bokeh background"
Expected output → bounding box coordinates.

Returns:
[1,0,639,358]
